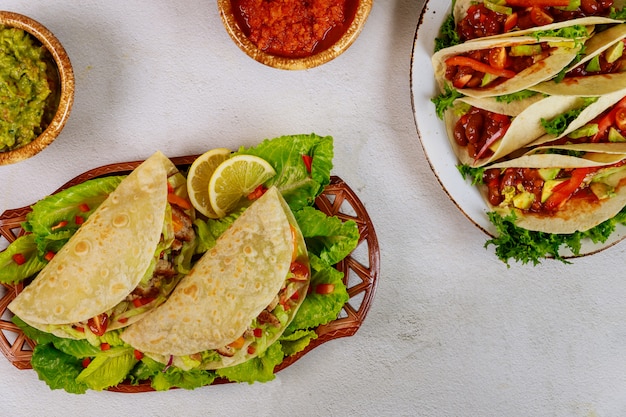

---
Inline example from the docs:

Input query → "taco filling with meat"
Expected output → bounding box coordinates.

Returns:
[121,186,310,371]
[8,151,197,342]
[454,0,624,42]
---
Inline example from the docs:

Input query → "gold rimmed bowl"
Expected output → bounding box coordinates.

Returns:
[0,11,74,165]
[218,0,373,70]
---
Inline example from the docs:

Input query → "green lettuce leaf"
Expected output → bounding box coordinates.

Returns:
[75,346,138,391]
[431,84,464,119]
[216,342,284,384]
[29,344,89,394]
[280,329,318,357]
[235,133,333,211]
[150,362,216,391]
[286,255,349,332]
[295,207,360,266]
[0,234,47,284]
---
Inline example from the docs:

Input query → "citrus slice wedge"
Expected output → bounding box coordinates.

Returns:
[187,148,232,218]
[208,154,276,217]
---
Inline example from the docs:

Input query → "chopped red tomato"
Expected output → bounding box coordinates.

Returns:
[253,328,263,338]
[100,343,111,351]
[247,184,267,200]
[78,203,90,212]
[51,220,68,231]
[488,47,508,69]
[445,56,516,79]
[616,108,626,131]
[505,0,569,6]
[132,297,155,308]
[87,313,109,336]
[44,251,55,262]
[75,215,85,225]
[543,168,595,211]
[82,357,92,368]
[12,253,26,265]
[302,154,313,173]
[134,350,144,360]
[247,346,256,355]
[530,7,554,26]
[504,12,518,32]
[289,261,310,281]
[315,283,335,295]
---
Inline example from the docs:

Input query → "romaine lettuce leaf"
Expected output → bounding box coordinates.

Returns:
[0,234,47,284]
[29,344,89,394]
[75,346,138,391]
[235,133,333,211]
[295,207,360,266]
[216,342,284,384]
[280,329,318,357]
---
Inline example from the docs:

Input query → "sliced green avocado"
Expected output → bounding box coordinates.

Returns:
[513,192,535,209]
[509,44,542,57]
[481,72,499,87]
[484,0,512,14]
[608,127,626,142]
[541,179,567,203]
[605,41,625,64]
[568,123,599,139]
[590,182,615,200]
[585,55,602,72]
[557,0,581,11]
[538,168,560,181]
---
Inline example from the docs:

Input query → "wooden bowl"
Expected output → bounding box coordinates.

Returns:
[0,11,74,165]
[217,0,373,70]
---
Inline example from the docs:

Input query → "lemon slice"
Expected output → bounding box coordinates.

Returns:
[187,148,232,218]
[208,154,276,217]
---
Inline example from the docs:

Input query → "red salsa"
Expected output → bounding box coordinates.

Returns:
[453,106,512,159]
[232,0,359,58]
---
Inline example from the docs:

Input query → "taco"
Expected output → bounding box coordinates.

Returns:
[531,24,626,95]
[8,151,197,341]
[481,145,626,233]
[530,89,626,146]
[444,94,590,166]
[120,186,310,371]
[453,0,624,42]
[432,34,586,98]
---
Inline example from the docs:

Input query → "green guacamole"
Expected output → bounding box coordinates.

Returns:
[0,25,52,152]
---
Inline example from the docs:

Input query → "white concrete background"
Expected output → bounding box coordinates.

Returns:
[2,1,626,416]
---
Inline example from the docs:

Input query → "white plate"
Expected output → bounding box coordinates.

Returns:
[409,0,626,257]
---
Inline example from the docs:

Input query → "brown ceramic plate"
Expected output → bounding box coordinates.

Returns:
[0,154,379,392]
[0,11,75,165]
[217,0,373,70]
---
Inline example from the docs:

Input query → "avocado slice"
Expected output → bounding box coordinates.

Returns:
[538,168,560,181]
[605,41,624,64]
[509,44,542,57]
[541,179,567,203]
[585,55,601,72]
[513,192,535,210]
[568,123,599,139]
[481,72,499,87]
[608,127,626,142]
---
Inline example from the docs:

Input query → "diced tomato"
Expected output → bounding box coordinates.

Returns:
[488,47,508,69]
[12,253,26,265]
[594,97,626,139]
[75,215,85,225]
[51,220,68,231]
[289,261,310,281]
[87,313,109,336]
[82,357,92,368]
[504,0,569,6]
[543,168,595,211]
[167,193,192,210]
[504,12,518,32]
[44,251,55,262]
[616,108,626,131]
[302,154,313,173]
[167,182,174,194]
[247,184,267,200]
[74,326,85,333]
[253,328,263,338]
[132,297,155,308]
[118,317,128,324]
[78,203,90,212]
[530,7,554,26]
[134,349,144,360]
[445,56,516,79]
[247,346,256,355]
[100,343,111,351]
[290,291,300,301]
[315,283,335,295]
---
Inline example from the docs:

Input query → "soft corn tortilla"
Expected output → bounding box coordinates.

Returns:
[433,35,584,98]
[9,151,176,329]
[531,24,626,96]
[453,0,623,41]
[445,94,588,166]
[121,186,309,370]
[485,149,626,234]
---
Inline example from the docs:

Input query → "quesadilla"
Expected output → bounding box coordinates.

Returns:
[481,145,626,233]
[121,186,310,371]
[453,0,623,42]
[8,151,197,341]
[432,34,586,98]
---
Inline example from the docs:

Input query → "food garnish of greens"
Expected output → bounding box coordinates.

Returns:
[0,25,52,152]
[431,84,464,119]
[540,97,599,135]
[494,90,540,104]
[434,12,460,52]
[0,134,360,393]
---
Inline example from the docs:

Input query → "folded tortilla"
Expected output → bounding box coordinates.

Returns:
[121,186,309,370]
[531,24,626,96]
[484,147,626,233]
[433,35,585,98]
[445,94,589,166]
[8,151,191,338]
[453,0,623,41]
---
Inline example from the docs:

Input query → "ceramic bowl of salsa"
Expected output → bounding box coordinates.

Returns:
[0,11,74,165]
[217,0,372,70]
